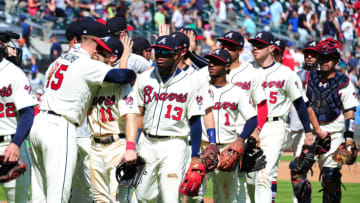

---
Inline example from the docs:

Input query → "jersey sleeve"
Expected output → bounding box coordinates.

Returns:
[84,60,112,86]
[238,90,257,120]
[340,82,358,110]
[127,53,151,73]
[285,71,303,102]
[117,84,140,116]
[134,74,145,107]
[12,68,38,110]
[186,85,205,119]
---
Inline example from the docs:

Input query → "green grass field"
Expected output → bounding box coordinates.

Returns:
[203,179,360,202]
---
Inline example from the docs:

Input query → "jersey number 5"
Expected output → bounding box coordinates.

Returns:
[165,105,183,121]
[46,64,69,90]
[269,91,278,104]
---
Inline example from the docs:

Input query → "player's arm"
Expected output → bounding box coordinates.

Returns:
[307,105,327,138]
[118,33,133,69]
[293,97,313,145]
[344,109,356,140]
[136,106,144,142]
[184,29,209,68]
[203,108,216,144]
[104,69,136,84]
[189,115,202,163]
[237,116,258,143]
[122,113,138,165]
[4,106,34,163]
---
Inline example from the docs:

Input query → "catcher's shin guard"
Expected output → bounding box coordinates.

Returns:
[320,167,342,203]
[290,172,312,203]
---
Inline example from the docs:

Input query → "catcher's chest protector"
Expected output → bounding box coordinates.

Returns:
[306,70,349,123]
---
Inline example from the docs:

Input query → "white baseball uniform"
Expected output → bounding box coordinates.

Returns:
[0,59,37,203]
[248,62,304,203]
[133,67,205,202]
[29,47,113,203]
[88,82,139,202]
[199,83,257,203]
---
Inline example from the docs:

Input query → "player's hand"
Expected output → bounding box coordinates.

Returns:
[191,157,201,164]
[314,127,328,139]
[250,128,261,148]
[183,29,196,52]
[159,23,170,37]
[304,132,315,145]
[119,34,133,64]
[3,143,20,164]
[121,149,137,166]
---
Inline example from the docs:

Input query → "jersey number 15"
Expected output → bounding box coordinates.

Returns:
[46,64,69,90]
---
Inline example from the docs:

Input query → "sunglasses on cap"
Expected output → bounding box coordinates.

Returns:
[304,50,317,58]
[251,41,269,50]
[154,49,176,58]
[221,42,238,51]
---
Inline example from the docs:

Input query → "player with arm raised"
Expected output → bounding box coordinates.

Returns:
[29,21,136,203]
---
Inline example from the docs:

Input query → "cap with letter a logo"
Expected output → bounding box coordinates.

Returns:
[150,35,179,51]
[249,31,275,45]
[204,48,232,65]
[217,31,244,48]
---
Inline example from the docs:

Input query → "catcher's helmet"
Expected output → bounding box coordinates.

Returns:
[316,38,343,61]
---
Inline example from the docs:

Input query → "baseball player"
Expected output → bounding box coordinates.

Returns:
[29,21,136,202]
[133,35,205,202]
[246,31,314,203]
[0,33,37,203]
[198,48,258,202]
[305,38,358,202]
[89,36,139,202]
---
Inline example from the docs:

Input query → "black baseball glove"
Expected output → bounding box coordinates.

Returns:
[240,136,266,172]
[115,156,146,188]
[0,156,27,183]
[289,144,315,174]
[315,134,331,155]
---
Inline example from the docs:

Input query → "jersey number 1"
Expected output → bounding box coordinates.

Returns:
[46,64,69,90]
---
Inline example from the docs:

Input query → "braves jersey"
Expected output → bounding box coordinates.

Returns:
[88,83,139,137]
[227,62,266,125]
[0,59,38,135]
[305,71,358,132]
[202,83,257,144]
[255,62,303,118]
[135,67,205,137]
[41,47,112,126]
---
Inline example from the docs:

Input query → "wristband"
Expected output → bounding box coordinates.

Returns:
[126,141,135,150]
[344,118,355,139]
[207,128,216,144]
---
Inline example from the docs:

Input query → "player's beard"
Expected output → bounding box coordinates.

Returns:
[157,58,177,80]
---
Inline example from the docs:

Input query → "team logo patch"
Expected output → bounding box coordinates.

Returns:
[295,81,299,89]
[0,84,12,97]
[158,37,166,45]
[256,33,262,38]
[124,96,134,105]
[319,81,327,88]
[196,96,203,105]
[225,32,233,39]
[208,89,214,99]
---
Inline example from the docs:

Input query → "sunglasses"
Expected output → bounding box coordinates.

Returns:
[154,49,176,58]
[304,51,317,58]
[252,42,269,50]
[221,43,238,51]
[96,47,111,58]
[317,54,337,62]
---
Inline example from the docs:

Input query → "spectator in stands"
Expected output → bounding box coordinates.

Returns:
[293,46,304,71]
[321,10,340,40]
[4,0,16,23]
[116,0,127,18]
[259,3,271,26]
[288,9,299,39]
[285,0,298,23]
[215,0,227,23]
[20,14,32,48]
[341,14,354,54]
[308,13,319,39]
[348,51,359,74]
[297,5,311,41]
[171,5,184,32]
[316,0,328,24]
[243,0,255,19]
[269,0,284,31]
[130,0,144,20]
[154,6,166,28]
[47,0,67,17]
[282,42,295,71]
[18,38,36,68]
[28,64,45,93]
[90,0,106,19]
[28,0,41,18]
[50,35,62,60]
[242,14,256,36]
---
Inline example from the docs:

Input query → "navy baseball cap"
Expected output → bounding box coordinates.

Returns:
[204,48,232,65]
[81,21,107,38]
[65,21,81,41]
[93,36,124,57]
[217,31,244,48]
[182,28,204,40]
[106,17,132,35]
[170,32,189,49]
[151,35,179,51]
[303,41,318,52]
[132,36,151,54]
[273,38,287,53]
[249,31,275,45]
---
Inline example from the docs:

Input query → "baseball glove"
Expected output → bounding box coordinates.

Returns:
[200,144,219,172]
[240,136,266,172]
[332,139,358,165]
[179,162,206,196]
[217,138,244,172]
[115,156,146,188]
[0,156,27,183]
[289,144,315,174]
[315,134,331,155]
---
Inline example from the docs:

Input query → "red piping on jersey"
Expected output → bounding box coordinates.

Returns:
[257,100,268,130]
